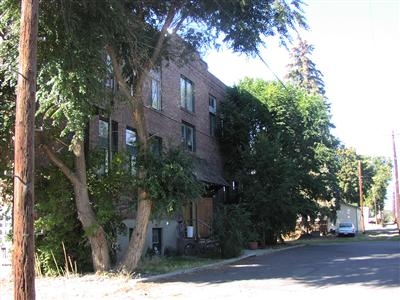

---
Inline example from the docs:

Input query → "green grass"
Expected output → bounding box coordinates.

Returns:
[135,256,223,276]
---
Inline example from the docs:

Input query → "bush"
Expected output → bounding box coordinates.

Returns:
[35,166,92,275]
[214,204,249,258]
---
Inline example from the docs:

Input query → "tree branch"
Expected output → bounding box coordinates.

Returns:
[40,144,79,186]
[149,4,179,67]
[105,44,135,109]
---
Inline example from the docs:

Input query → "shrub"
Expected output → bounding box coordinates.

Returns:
[214,204,249,258]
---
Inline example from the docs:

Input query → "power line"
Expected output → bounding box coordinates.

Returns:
[256,51,287,89]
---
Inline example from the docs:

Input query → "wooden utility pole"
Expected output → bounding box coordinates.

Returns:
[392,132,400,233]
[358,160,365,233]
[13,0,38,299]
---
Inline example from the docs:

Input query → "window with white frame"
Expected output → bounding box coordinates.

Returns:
[149,69,161,110]
[181,122,195,152]
[98,118,118,174]
[209,95,217,137]
[98,119,109,148]
[126,127,137,174]
[180,76,194,112]
[209,95,216,114]
[105,55,116,92]
[98,119,109,174]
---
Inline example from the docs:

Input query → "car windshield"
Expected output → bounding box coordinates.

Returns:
[339,223,352,228]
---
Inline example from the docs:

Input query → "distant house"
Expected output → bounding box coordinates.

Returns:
[86,47,228,259]
[329,202,364,233]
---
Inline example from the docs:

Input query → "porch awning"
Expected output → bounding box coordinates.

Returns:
[192,157,229,187]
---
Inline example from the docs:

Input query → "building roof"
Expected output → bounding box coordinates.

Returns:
[192,157,228,187]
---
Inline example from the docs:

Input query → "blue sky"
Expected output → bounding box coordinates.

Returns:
[204,0,400,159]
[203,0,400,208]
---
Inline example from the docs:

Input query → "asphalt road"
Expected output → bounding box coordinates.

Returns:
[136,240,400,299]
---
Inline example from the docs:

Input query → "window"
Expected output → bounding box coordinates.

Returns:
[181,122,195,152]
[105,55,116,92]
[149,69,161,110]
[98,119,109,149]
[128,227,134,241]
[209,95,216,114]
[111,121,118,153]
[98,119,110,174]
[126,127,137,174]
[98,118,118,174]
[152,228,162,255]
[180,76,194,112]
[209,95,217,137]
[149,135,162,156]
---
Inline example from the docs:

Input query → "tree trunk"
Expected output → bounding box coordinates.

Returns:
[73,142,110,272]
[72,184,110,272]
[120,185,152,273]
[106,9,177,270]
[13,0,38,299]
[41,140,110,272]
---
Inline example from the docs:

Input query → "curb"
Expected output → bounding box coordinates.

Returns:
[137,243,305,282]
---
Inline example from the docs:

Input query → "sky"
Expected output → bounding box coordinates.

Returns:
[203,0,400,208]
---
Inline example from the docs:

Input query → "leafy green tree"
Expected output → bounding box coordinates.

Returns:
[103,0,308,271]
[286,37,325,96]
[364,156,392,216]
[221,79,339,244]
[1,0,308,272]
[239,78,339,204]
[335,147,376,207]
[336,147,360,205]
[1,0,115,271]
[0,17,17,174]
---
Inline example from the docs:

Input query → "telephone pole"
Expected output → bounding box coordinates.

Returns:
[392,132,400,233]
[13,0,38,299]
[358,160,365,233]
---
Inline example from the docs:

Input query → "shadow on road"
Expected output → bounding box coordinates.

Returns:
[147,240,400,289]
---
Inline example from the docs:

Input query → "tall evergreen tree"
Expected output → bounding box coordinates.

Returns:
[286,37,325,96]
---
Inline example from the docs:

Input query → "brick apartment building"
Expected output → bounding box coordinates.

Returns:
[87,49,228,258]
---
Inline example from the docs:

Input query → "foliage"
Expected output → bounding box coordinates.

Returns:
[87,152,136,260]
[35,165,92,275]
[335,147,375,206]
[336,147,361,205]
[140,147,204,219]
[286,37,325,96]
[88,146,203,222]
[220,79,339,244]
[213,204,249,258]
[1,0,308,271]
[335,147,392,215]
[0,0,17,173]
[362,156,392,214]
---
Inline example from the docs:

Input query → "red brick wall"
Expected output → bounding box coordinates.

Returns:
[88,51,227,179]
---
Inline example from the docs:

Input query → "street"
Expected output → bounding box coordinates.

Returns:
[2,231,399,299]
[135,239,400,299]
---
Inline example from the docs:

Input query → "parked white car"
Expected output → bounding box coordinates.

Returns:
[337,222,355,237]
